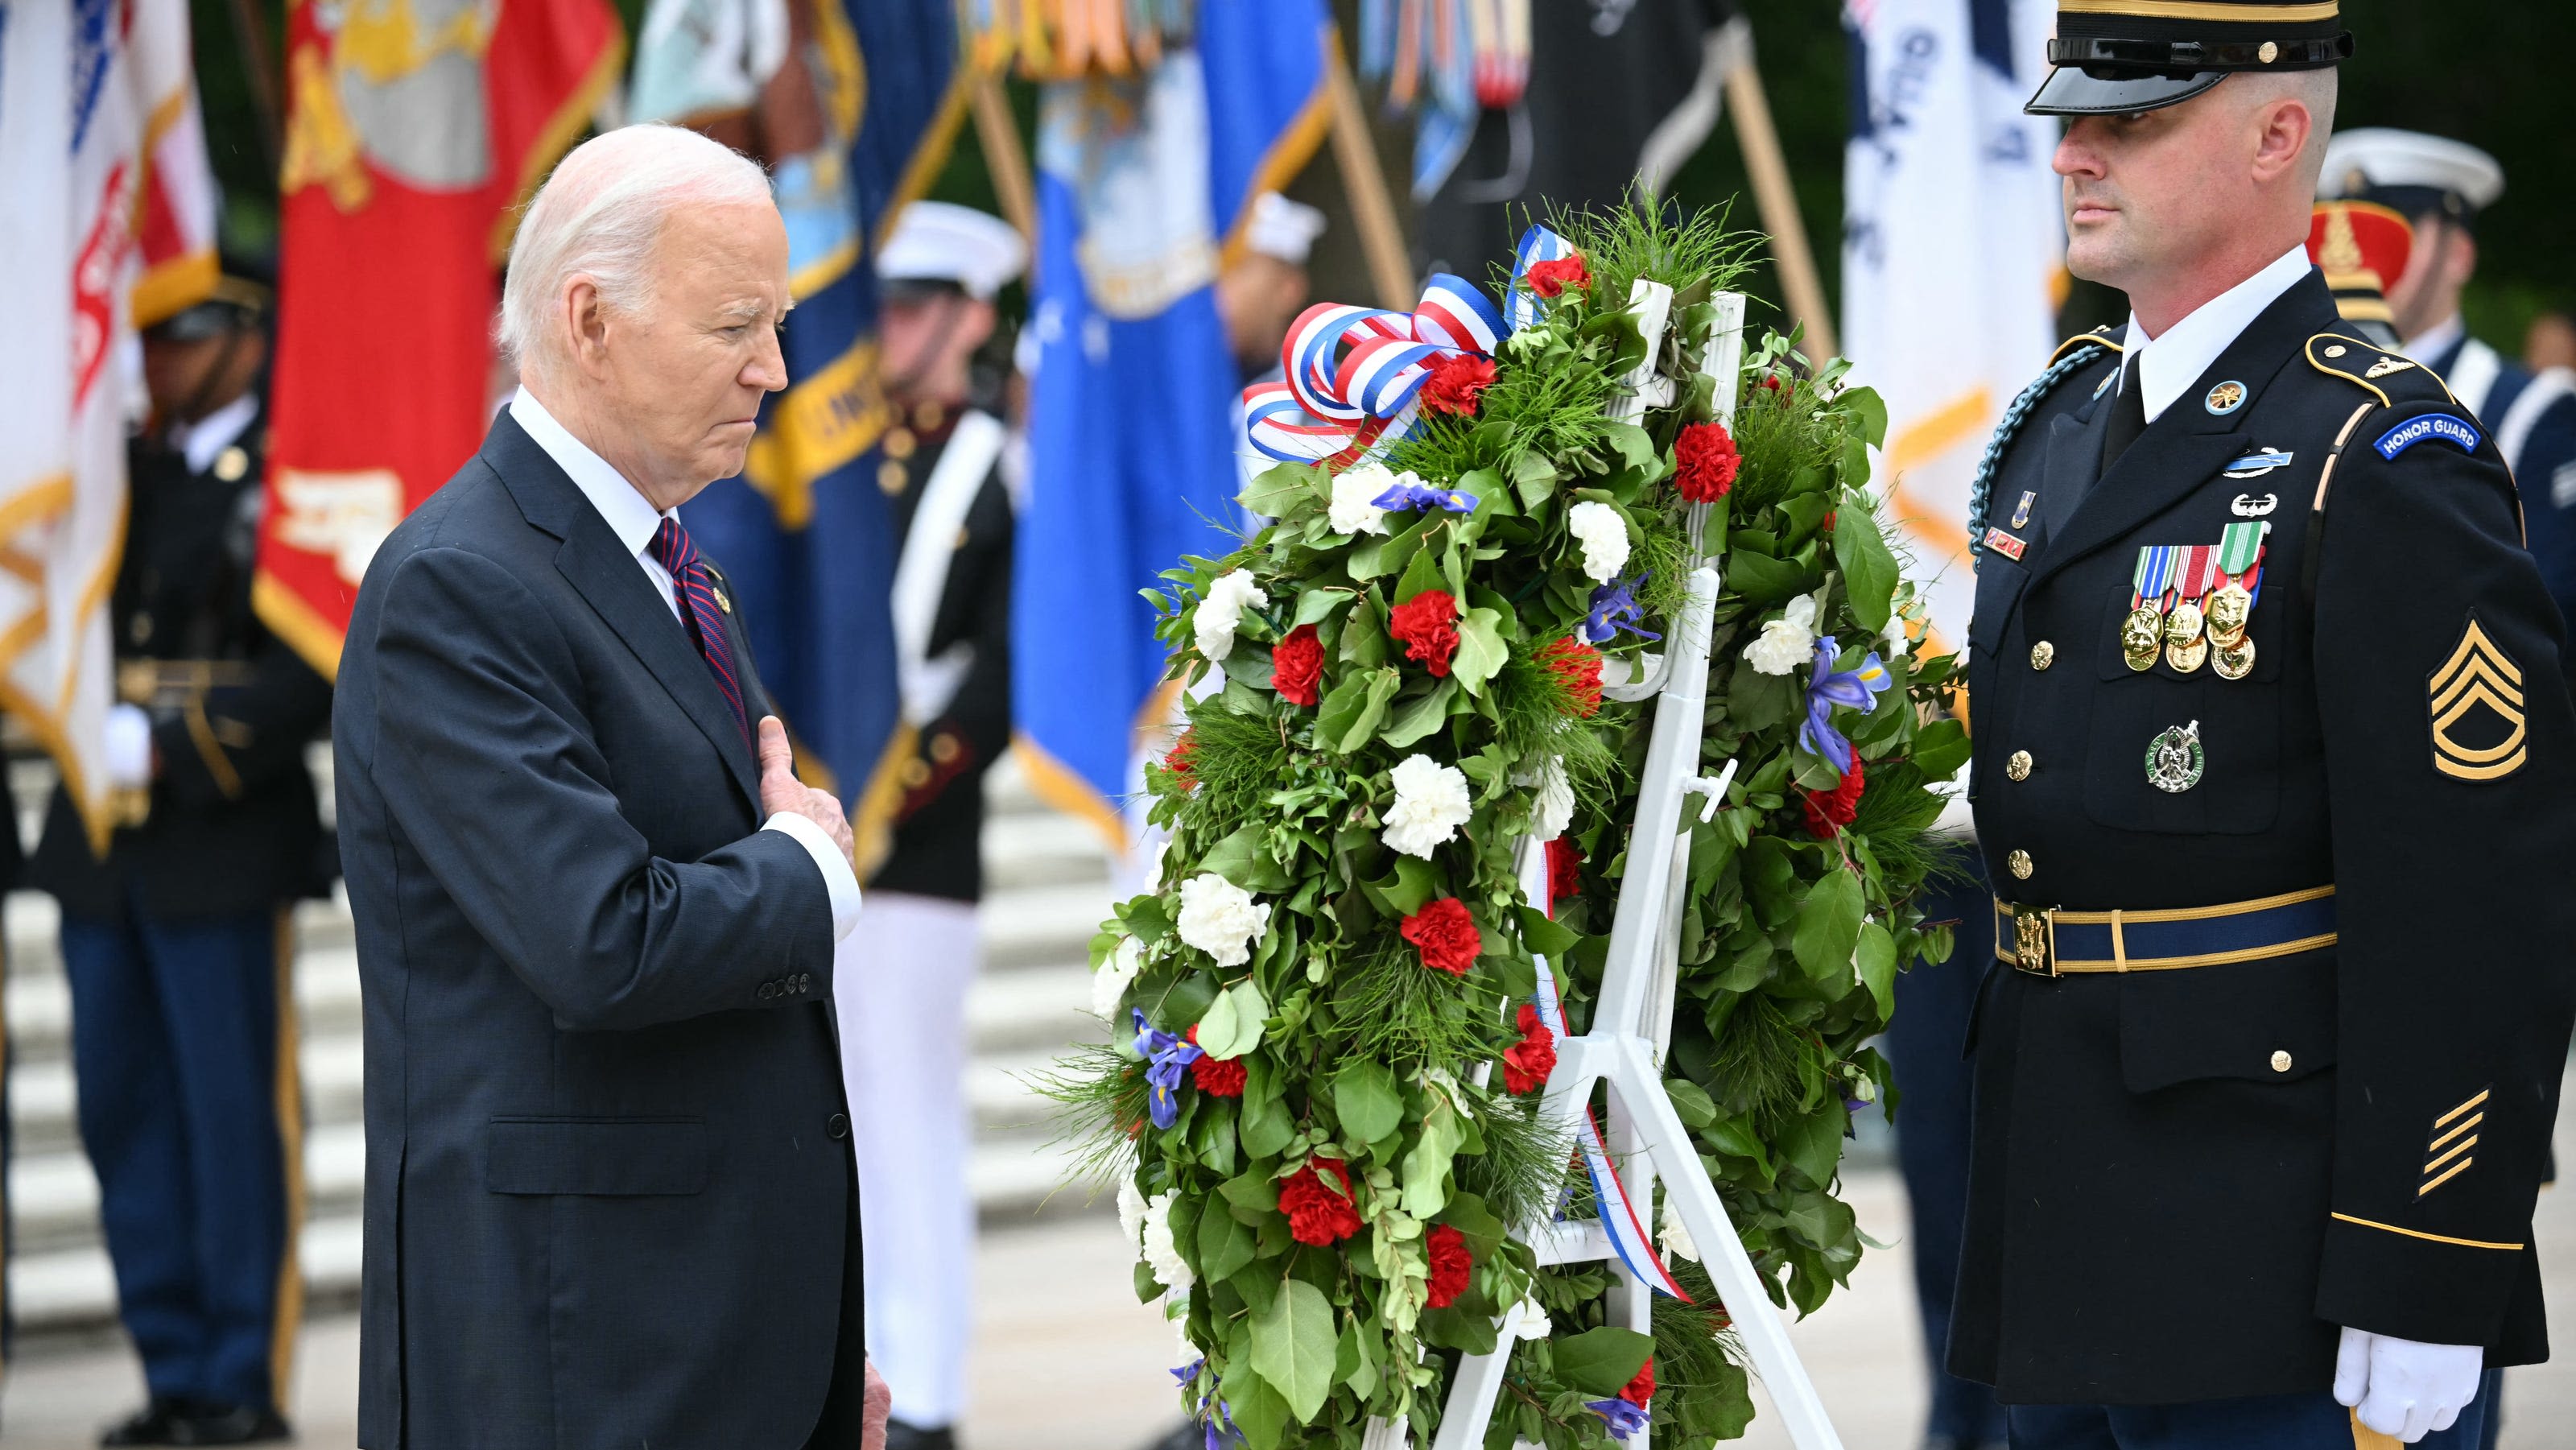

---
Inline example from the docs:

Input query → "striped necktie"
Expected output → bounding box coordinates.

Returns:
[646,517,750,746]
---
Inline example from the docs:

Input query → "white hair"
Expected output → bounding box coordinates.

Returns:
[498,124,774,376]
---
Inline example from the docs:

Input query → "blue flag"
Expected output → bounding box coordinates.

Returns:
[676,0,966,869]
[1013,2,1333,848]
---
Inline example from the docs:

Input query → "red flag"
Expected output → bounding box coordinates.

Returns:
[258,0,625,675]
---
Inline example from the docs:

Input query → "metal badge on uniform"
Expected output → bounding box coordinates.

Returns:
[2204,380,2248,415]
[1982,527,2028,562]
[2376,415,2483,461]
[2145,720,2205,794]
[2223,448,2293,480]
[2231,492,2279,517]
[712,586,733,614]
[2364,355,2415,379]
[2010,490,2037,528]
[213,445,250,482]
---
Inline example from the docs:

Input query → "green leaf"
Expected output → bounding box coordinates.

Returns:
[1510,450,1561,510]
[1199,1196,1257,1281]
[1459,466,1513,517]
[1240,462,1319,520]
[1550,1326,1656,1398]
[1394,531,1447,605]
[1322,667,1403,753]
[1450,607,1509,696]
[1290,586,1352,629]
[1792,868,1866,985]
[1856,920,1898,1019]
[1333,1060,1403,1145]
[1911,718,1971,783]
[1223,1357,1290,1450]
[1843,384,1890,448]
[1197,977,1269,1060]
[1379,677,1459,750]
[1725,550,1815,605]
[1401,1099,1463,1217]
[1340,593,1389,668]
[1241,1060,1296,1158]
[1663,1077,1719,1129]
[1517,906,1579,958]
[1420,1305,1501,1355]
[1604,420,1657,471]
[1197,823,1291,894]
[1382,854,1443,915]
[1835,505,1900,634]
[1777,1103,1848,1190]
[1249,1279,1338,1422]
[1221,1169,1282,1217]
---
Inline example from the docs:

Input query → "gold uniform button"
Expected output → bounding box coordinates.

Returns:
[2006,750,2033,782]
[213,445,250,482]
[2007,849,2033,881]
[2030,640,2055,671]
[877,459,909,495]
[130,611,154,645]
[930,732,960,763]
[2323,344,2347,358]
[883,427,917,460]
[2270,1049,2293,1073]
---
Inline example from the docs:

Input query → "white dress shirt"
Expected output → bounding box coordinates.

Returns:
[2116,245,2314,423]
[510,386,861,941]
[2403,312,2466,370]
[171,392,261,475]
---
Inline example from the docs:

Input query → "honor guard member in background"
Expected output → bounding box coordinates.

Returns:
[842,201,1023,1450]
[1958,4,2576,1447]
[2319,130,2576,653]
[28,266,330,1445]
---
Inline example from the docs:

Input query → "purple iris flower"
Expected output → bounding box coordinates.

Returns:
[1581,574,1662,646]
[1133,1008,1204,1130]
[1798,635,1891,775]
[1371,477,1480,513]
[1587,1398,1650,1440]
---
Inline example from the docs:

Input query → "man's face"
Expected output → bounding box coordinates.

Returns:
[2054,85,2252,296]
[598,200,790,502]
[2385,214,2473,341]
[877,289,995,408]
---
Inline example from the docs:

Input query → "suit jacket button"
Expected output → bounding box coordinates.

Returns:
[2270,1050,2293,1073]
[828,1113,850,1140]
[2029,641,2055,671]
[2007,849,2033,881]
[2006,750,2033,782]
[758,982,776,1001]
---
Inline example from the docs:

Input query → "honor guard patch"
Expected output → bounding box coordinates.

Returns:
[2376,414,2482,461]
[1982,527,2028,562]
[2428,615,2525,782]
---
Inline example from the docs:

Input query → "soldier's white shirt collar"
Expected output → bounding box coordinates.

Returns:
[508,386,681,622]
[2118,246,2313,424]
[170,392,258,476]
[2403,312,2467,368]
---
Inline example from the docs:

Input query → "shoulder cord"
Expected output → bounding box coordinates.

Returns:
[1965,342,2109,561]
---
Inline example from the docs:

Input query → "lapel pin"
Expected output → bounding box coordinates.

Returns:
[2204,380,2248,415]
[2223,448,2294,479]
[712,587,733,614]
[2011,490,2037,528]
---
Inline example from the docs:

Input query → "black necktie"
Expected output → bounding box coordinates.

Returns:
[2101,359,2148,470]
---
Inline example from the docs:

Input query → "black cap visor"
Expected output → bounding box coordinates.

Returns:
[2025,65,2225,117]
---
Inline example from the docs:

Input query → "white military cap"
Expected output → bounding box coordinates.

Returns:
[877,201,1027,300]
[1242,192,1327,266]
[2318,128,2504,219]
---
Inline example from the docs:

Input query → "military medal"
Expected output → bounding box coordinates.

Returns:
[2164,544,2217,673]
[2125,546,2173,672]
[2212,634,2256,680]
[2207,522,2270,680]
[2145,720,2205,794]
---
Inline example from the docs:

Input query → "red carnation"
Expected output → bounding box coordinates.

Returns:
[1388,589,1462,676]
[1536,635,1602,717]
[1185,1025,1247,1097]
[1760,374,1784,393]
[1503,1003,1557,1094]
[1620,1358,1656,1407]
[1674,420,1742,503]
[1271,623,1324,707]
[1801,757,1867,839]
[1525,254,1591,300]
[1402,898,1483,975]
[1163,728,1199,788]
[1279,1157,1364,1246]
[1425,1223,1473,1308]
[1545,837,1583,911]
[1419,353,1496,417]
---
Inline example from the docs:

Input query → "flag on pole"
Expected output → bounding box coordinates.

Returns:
[0,0,221,849]
[649,0,967,872]
[257,0,625,678]
[1841,0,2061,654]
[1013,1,1334,851]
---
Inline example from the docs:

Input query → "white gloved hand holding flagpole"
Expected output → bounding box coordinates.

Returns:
[2333,1326,2483,1443]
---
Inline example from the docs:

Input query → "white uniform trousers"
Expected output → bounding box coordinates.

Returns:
[840,889,981,1428]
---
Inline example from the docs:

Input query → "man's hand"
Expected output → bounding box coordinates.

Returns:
[860,1357,893,1450]
[2334,1325,2483,1443]
[758,716,854,860]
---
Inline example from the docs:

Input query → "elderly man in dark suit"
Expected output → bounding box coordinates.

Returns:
[333,124,887,1449]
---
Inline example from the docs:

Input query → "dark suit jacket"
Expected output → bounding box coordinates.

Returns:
[335,411,853,1449]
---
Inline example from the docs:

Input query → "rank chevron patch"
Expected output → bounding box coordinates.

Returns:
[2428,616,2527,782]
[2421,1088,2489,1198]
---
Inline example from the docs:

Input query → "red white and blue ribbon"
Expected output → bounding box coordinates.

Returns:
[1529,960,1690,1301]
[1504,224,1579,334]
[1242,274,1507,466]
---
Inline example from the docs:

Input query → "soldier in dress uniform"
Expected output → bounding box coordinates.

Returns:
[842,201,1023,1450]
[2318,130,2576,660]
[1956,4,2576,1446]
[27,267,329,1445]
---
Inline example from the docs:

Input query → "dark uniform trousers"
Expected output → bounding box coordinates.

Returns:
[28,407,331,1412]
[1954,272,2576,1435]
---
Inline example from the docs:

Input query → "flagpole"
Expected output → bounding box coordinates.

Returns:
[969,70,1038,246]
[1324,37,1414,311]
[224,0,284,179]
[1717,19,1837,359]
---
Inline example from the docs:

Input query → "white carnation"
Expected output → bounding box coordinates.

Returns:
[1530,755,1573,843]
[1382,754,1474,859]
[1744,591,1824,676]
[1658,1196,1699,1263]
[1883,591,1922,660]
[1194,570,1269,662]
[1505,1291,1553,1341]
[1329,463,1397,535]
[1175,872,1269,967]
[1118,1175,1149,1249]
[1093,935,1145,1020]
[1567,502,1631,583]
[1142,1190,1195,1295]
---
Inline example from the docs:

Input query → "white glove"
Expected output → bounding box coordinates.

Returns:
[2333,1325,2483,1443]
[103,704,154,789]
